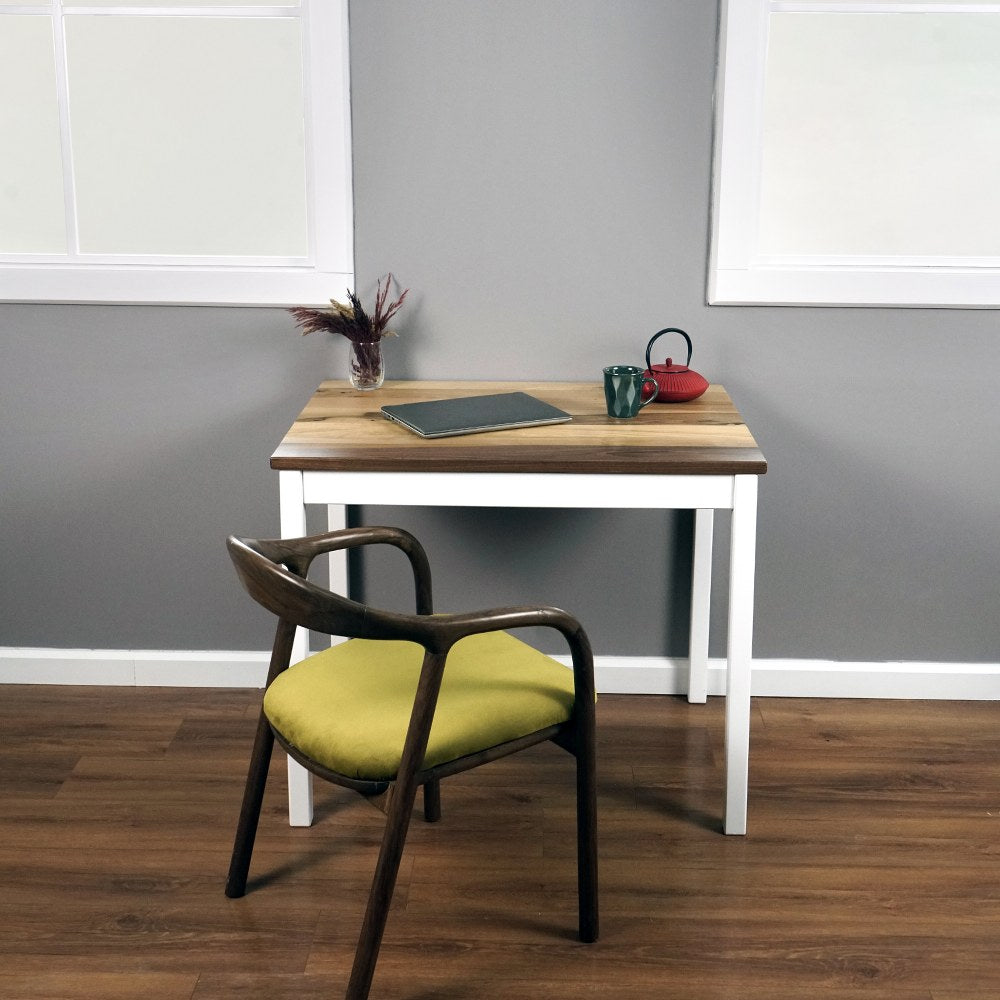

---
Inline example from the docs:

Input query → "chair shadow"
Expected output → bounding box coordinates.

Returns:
[243,791,376,892]
[243,851,334,893]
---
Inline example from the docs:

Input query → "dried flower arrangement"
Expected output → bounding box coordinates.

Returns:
[289,274,409,389]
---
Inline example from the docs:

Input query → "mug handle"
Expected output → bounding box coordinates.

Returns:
[638,377,659,408]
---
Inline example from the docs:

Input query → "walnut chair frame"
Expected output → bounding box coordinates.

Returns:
[225,526,598,1000]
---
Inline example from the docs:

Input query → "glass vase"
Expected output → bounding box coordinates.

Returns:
[348,339,384,390]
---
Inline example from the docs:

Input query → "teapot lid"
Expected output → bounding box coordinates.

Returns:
[652,357,690,373]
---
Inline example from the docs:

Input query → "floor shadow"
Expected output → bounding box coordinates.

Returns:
[636,785,721,834]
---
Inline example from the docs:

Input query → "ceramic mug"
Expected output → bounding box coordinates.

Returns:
[603,365,659,418]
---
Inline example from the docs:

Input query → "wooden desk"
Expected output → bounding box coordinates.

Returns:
[272,380,766,834]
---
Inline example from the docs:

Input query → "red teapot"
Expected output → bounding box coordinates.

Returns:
[642,327,709,403]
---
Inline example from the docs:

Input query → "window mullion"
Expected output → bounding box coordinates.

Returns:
[50,0,81,258]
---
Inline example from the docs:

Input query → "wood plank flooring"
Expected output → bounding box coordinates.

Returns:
[1,686,998,999]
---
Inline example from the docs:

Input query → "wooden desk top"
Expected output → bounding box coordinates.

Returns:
[271,380,766,476]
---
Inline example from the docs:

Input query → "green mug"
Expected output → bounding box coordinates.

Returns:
[603,366,658,418]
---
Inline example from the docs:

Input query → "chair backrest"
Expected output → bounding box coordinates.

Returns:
[226,529,433,643]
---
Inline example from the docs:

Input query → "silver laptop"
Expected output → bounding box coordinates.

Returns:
[381,391,572,438]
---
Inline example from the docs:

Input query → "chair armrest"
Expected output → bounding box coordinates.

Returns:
[230,526,433,616]
[229,529,593,705]
[420,604,581,645]
[412,605,596,706]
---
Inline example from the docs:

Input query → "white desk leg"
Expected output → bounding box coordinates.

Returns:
[327,504,348,598]
[724,474,758,835]
[278,471,314,828]
[688,508,714,704]
[326,503,350,653]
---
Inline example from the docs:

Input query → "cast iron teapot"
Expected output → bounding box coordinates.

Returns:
[642,327,709,403]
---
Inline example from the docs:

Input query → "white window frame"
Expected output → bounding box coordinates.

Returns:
[0,0,352,307]
[709,0,1000,308]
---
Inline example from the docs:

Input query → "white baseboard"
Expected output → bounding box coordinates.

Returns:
[588,656,1000,700]
[1,647,999,699]
[0,648,270,687]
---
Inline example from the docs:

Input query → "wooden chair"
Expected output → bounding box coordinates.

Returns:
[225,526,598,1000]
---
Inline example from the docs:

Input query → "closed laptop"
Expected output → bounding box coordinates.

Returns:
[381,391,572,438]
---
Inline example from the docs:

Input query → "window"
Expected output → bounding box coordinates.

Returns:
[0,0,352,305]
[710,1,1000,307]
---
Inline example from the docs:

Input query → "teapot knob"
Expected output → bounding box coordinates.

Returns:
[665,358,673,366]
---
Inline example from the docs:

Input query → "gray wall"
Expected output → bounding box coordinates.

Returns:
[2,0,998,664]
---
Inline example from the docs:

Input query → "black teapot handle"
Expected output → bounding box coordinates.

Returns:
[645,327,692,369]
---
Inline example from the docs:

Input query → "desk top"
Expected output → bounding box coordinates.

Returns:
[272,380,766,476]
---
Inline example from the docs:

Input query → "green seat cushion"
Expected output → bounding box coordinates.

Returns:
[262,629,577,781]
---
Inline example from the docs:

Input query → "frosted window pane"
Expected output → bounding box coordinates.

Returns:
[0,15,66,253]
[65,16,308,257]
[759,13,1000,257]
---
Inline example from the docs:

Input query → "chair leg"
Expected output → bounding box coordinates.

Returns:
[423,776,441,823]
[225,711,274,899]
[347,648,449,1000]
[575,723,599,943]
[345,779,422,1000]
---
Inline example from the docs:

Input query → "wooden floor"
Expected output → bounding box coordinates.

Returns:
[1,686,998,1000]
